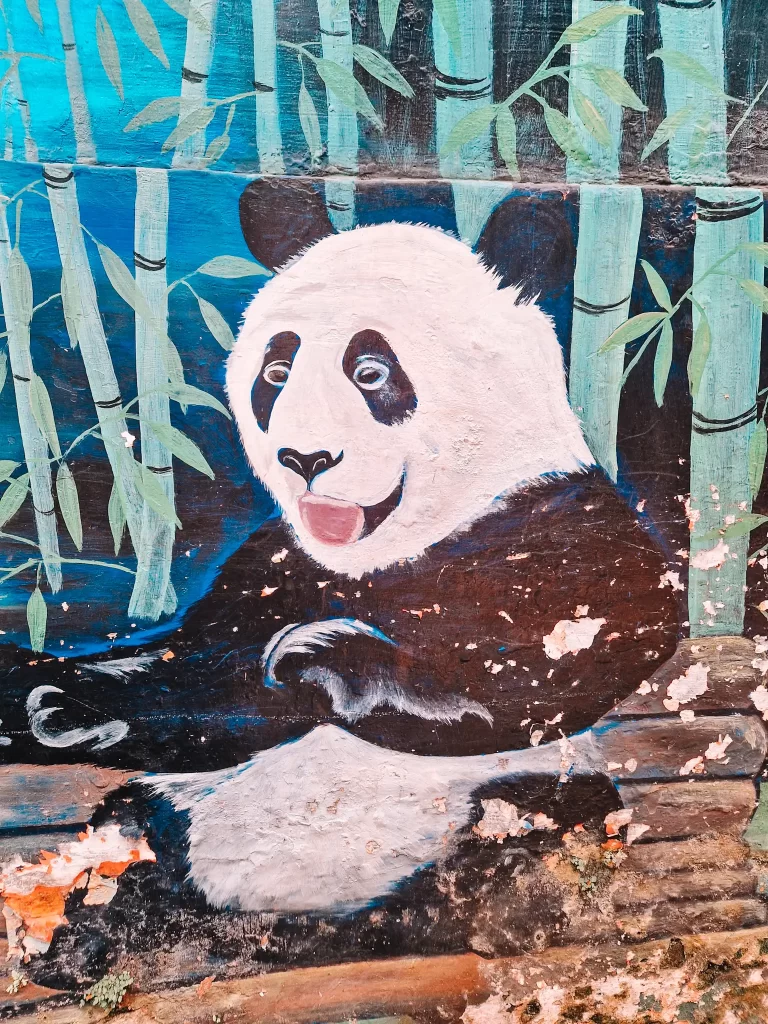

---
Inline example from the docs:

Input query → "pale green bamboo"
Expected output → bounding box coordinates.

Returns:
[656,0,727,185]
[0,202,61,591]
[172,0,219,169]
[44,164,143,552]
[688,187,763,636]
[433,0,511,245]
[316,0,356,230]
[53,0,96,164]
[566,0,643,481]
[252,0,284,174]
[128,168,177,621]
[0,3,39,162]
[569,186,643,482]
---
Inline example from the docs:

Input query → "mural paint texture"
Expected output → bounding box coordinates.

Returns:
[1,0,768,1019]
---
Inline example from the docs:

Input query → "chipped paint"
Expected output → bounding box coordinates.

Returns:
[542,617,606,661]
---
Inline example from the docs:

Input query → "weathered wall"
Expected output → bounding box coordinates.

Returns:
[2,1,768,1021]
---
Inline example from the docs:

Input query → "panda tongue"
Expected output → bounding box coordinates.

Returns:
[298,493,365,546]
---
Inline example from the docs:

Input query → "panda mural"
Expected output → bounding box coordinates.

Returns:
[1,180,678,924]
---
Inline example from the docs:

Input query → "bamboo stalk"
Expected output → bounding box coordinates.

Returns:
[171,0,219,169]
[688,187,763,636]
[43,164,143,552]
[0,5,39,163]
[53,0,96,165]
[566,0,643,482]
[433,0,511,245]
[316,0,357,230]
[128,169,176,621]
[656,0,727,185]
[252,0,284,174]
[569,185,643,482]
[0,202,61,591]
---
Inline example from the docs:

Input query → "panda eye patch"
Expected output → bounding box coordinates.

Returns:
[252,330,301,432]
[343,329,417,426]
[353,358,390,391]
[263,360,291,387]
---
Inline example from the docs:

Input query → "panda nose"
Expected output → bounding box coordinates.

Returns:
[277,448,343,486]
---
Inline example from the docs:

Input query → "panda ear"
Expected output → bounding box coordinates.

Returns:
[239,179,336,272]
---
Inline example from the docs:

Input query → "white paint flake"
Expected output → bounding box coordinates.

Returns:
[543,617,606,660]
[679,756,705,776]
[659,570,685,592]
[120,430,135,448]
[750,684,768,720]
[691,539,729,570]
[705,734,733,760]
[270,548,288,563]
[666,662,709,704]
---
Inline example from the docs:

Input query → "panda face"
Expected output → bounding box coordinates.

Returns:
[227,222,593,578]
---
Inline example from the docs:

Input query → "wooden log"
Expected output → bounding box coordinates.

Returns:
[616,779,758,840]
[617,898,767,943]
[622,835,749,874]
[0,764,135,831]
[612,867,756,909]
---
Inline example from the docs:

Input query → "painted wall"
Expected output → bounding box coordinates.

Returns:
[1,1,768,1019]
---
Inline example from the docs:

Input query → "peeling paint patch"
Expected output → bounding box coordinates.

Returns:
[691,539,729,570]
[542,617,606,660]
[659,570,685,591]
[664,662,710,710]
[751,683,768,719]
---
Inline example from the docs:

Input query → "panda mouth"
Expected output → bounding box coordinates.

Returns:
[297,474,404,546]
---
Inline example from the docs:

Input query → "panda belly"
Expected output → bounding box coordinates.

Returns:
[149,723,601,912]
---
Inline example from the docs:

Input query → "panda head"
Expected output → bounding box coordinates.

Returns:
[226,181,593,579]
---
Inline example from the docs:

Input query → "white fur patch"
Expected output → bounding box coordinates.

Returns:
[226,223,593,578]
[150,724,604,912]
[261,617,395,687]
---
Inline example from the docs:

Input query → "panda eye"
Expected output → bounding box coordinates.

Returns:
[353,358,390,391]
[263,360,291,387]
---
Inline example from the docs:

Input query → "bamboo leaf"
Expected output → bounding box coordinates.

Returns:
[147,421,215,478]
[433,0,462,57]
[202,133,230,167]
[96,7,124,101]
[164,339,186,390]
[9,247,33,327]
[298,80,322,164]
[687,310,711,397]
[195,255,271,278]
[197,295,235,351]
[60,260,80,349]
[158,0,208,31]
[653,320,673,407]
[163,382,231,419]
[495,107,519,179]
[750,420,768,500]
[27,586,47,653]
[541,103,592,167]
[741,243,768,265]
[311,58,384,129]
[641,103,697,161]
[0,460,20,482]
[56,462,82,550]
[570,86,611,147]
[0,474,28,527]
[124,96,181,132]
[598,311,668,354]
[29,374,62,460]
[352,44,414,98]
[640,260,673,312]
[739,278,768,314]
[561,5,642,45]
[123,0,170,68]
[0,350,6,397]
[95,241,173,345]
[108,480,126,555]
[132,462,181,528]
[649,49,722,93]
[441,104,498,155]
[161,106,216,153]
[702,513,768,542]
[24,0,43,30]
[689,112,713,165]
[378,0,401,45]
[578,64,647,112]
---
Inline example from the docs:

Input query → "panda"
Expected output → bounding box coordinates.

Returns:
[0,179,678,919]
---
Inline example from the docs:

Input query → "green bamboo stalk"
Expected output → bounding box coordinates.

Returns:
[316,0,357,230]
[569,185,643,482]
[53,0,96,164]
[433,0,511,245]
[0,202,61,591]
[252,0,284,174]
[656,0,727,185]
[566,0,643,481]
[172,0,219,169]
[688,187,763,636]
[43,164,143,552]
[128,168,177,621]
